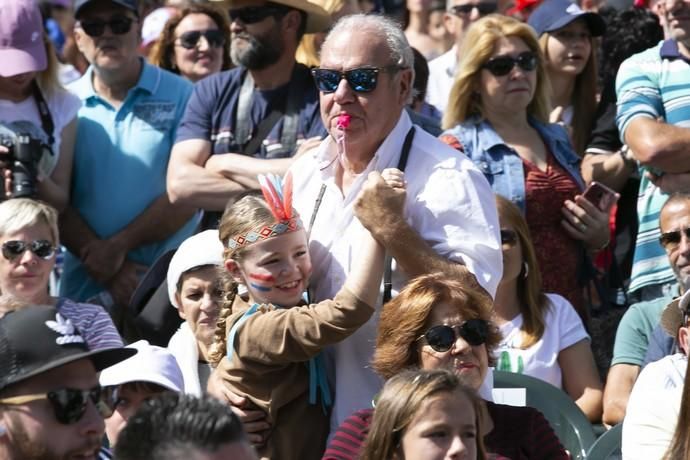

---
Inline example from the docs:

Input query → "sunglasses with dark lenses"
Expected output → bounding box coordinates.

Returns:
[176,29,226,49]
[417,319,489,353]
[483,51,538,77]
[660,228,690,250]
[1,239,56,261]
[450,2,497,16]
[500,229,518,246]
[228,5,290,24]
[0,386,118,425]
[311,66,399,94]
[78,16,134,37]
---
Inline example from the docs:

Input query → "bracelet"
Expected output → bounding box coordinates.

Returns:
[619,145,635,165]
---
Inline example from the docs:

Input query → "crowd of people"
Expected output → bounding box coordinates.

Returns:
[0,0,689,458]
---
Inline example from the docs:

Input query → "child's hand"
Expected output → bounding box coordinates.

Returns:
[381,167,405,190]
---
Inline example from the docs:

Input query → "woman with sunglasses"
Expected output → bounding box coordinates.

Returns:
[440,14,609,323]
[323,272,568,460]
[149,3,232,83]
[494,194,603,421]
[0,198,122,351]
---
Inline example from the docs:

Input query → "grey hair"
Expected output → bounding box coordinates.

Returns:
[322,14,416,104]
[0,199,59,244]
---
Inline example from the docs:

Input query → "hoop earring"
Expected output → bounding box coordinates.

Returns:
[522,262,529,279]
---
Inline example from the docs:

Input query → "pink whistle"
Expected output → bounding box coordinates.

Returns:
[336,113,351,129]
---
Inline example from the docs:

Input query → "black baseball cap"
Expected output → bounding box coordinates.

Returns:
[74,0,139,18]
[528,0,606,37]
[0,305,136,391]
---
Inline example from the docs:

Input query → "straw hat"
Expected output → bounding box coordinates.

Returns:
[660,290,690,338]
[212,0,331,33]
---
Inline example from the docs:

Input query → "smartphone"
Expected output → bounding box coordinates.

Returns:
[582,181,618,212]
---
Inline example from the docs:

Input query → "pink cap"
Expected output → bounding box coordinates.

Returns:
[0,0,47,77]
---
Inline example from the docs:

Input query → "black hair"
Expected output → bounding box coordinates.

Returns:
[411,47,430,104]
[114,394,248,460]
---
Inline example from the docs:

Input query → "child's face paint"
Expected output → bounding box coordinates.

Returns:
[237,230,312,307]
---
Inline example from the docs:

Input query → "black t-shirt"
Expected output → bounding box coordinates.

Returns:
[175,63,326,158]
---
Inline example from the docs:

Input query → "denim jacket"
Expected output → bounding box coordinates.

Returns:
[442,116,584,212]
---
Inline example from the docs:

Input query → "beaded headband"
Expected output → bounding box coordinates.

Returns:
[226,172,304,251]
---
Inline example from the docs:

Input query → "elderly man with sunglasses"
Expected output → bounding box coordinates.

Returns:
[166,0,330,225]
[59,0,198,320]
[287,14,501,435]
[426,0,500,114]
[0,304,135,460]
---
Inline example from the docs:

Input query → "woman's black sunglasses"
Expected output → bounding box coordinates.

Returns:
[417,319,489,353]
[483,51,538,77]
[1,239,56,261]
[311,66,400,93]
[0,386,118,425]
[500,229,518,246]
[176,29,225,49]
[78,16,134,37]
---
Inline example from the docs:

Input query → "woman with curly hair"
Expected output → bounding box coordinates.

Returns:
[149,3,232,83]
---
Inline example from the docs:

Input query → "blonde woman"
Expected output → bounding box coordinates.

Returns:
[440,14,609,321]
[295,0,360,67]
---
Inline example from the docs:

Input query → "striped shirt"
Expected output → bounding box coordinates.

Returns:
[616,40,690,293]
[57,297,123,350]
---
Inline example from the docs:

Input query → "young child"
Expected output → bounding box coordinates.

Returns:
[208,171,400,459]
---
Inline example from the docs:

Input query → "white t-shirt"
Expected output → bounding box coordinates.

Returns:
[0,86,81,178]
[494,293,590,389]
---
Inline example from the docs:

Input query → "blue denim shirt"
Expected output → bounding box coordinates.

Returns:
[442,116,584,212]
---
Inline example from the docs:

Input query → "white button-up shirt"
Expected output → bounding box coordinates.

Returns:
[426,46,458,116]
[290,111,502,431]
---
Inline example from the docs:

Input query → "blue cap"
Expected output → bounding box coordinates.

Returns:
[74,0,138,18]
[528,0,606,37]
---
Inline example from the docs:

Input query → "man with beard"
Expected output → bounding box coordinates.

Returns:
[603,0,690,426]
[60,0,198,322]
[167,0,331,221]
[0,304,135,460]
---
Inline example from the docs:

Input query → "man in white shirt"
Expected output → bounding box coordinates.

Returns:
[426,0,499,114]
[622,290,690,460]
[292,13,502,432]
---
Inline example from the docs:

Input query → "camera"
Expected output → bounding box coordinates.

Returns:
[0,133,44,198]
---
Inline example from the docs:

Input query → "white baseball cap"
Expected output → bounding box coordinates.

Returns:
[99,340,184,393]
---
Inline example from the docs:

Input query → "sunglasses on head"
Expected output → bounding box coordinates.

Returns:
[660,227,690,250]
[176,29,225,49]
[77,15,134,37]
[228,5,290,24]
[0,386,118,425]
[1,239,55,262]
[417,319,489,353]
[483,51,538,77]
[449,2,497,16]
[501,229,518,246]
[311,66,400,94]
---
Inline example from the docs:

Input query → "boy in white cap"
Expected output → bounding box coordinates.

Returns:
[99,340,184,447]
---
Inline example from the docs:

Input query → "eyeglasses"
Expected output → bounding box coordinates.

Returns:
[482,51,538,77]
[228,5,290,24]
[500,229,518,246]
[311,66,400,93]
[417,319,489,353]
[0,386,118,425]
[77,16,134,37]
[660,228,690,250]
[449,2,497,16]
[176,29,226,49]
[1,239,56,261]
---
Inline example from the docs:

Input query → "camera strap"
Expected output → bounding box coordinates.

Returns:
[32,82,55,146]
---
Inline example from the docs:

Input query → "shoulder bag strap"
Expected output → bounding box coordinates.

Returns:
[32,82,55,146]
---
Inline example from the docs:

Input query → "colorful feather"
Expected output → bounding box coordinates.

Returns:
[283,171,293,219]
[258,174,288,221]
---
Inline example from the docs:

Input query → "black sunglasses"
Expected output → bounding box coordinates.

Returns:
[449,2,497,16]
[312,66,400,94]
[500,229,518,246]
[1,239,56,261]
[0,386,118,425]
[483,51,538,77]
[417,319,489,353]
[660,228,690,250]
[176,29,225,49]
[78,16,134,37]
[228,5,290,24]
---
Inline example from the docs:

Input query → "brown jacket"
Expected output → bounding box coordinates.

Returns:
[215,288,374,460]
